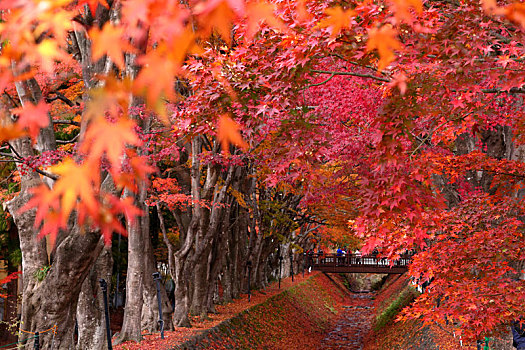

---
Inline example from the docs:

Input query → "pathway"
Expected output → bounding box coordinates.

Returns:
[319,293,375,350]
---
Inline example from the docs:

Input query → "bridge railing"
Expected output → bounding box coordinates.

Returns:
[308,253,411,268]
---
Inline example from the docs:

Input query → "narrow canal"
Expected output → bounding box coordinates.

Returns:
[319,293,375,350]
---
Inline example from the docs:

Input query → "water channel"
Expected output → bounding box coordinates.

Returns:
[319,293,375,350]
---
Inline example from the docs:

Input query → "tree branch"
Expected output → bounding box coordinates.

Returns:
[53,119,81,126]
[303,73,335,89]
[45,91,79,107]
[6,142,59,180]
[311,69,391,83]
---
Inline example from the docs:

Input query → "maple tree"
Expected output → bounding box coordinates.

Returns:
[0,0,523,347]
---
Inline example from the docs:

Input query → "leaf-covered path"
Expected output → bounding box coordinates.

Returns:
[319,293,374,350]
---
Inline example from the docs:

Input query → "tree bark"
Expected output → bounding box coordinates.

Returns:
[76,245,112,350]
[114,188,146,344]
[141,223,173,332]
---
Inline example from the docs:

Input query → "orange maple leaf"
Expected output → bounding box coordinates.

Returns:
[20,180,75,247]
[389,0,422,22]
[49,158,99,221]
[135,45,177,113]
[12,100,50,141]
[296,0,312,22]
[95,195,140,245]
[21,185,61,230]
[89,23,131,69]
[37,211,66,247]
[217,114,249,154]
[366,25,402,71]
[114,151,156,191]
[504,3,525,28]
[244,2,287,40]
[80,117,141,173]
[0,125,26,143]
[195,0,239,44]
[318,6,356,38]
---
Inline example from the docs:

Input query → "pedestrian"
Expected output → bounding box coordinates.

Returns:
[307,249,313,273]
[513,319,525,350]
[336,247,343,265]
[355,249,361,264]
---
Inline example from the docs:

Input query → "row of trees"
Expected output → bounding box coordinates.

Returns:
[0,0,524,348]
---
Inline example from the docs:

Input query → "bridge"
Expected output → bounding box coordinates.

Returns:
[308,253,410,274]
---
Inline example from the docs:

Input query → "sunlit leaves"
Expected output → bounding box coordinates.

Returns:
[36,40,69,73]
[195,0,239,44]
[366,25,402,71]
[388,0,422,22]
[49,158,99,221]
[318,6,355,38]
[245,2,287,40]
[134,29,201,112]
[80,117,141,173]
[504,2,525,28]
[217,114,249,154]
[89,23,131,69]
[12,101,50,142]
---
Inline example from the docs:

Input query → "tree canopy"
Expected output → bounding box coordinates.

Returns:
[0,0,524,345]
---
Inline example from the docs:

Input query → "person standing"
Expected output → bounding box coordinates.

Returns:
[355,249,361,264]
[336,248,343,265]
[513,320,525,350]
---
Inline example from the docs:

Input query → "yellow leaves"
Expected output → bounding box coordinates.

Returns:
[229,188,248,208]
[35,8,72,43]
[36,39,68,72]
[318,6,356,38]
[89,23,131,69]
[217,114,248,154]
[367,25,402,71]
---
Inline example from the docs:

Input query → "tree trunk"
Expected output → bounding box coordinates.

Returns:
[172,253,191,327]
[76,246,112,350]
[11,226,104,349]
[141,224,173,332]
[189,251,210,317]
[114,188,147,344]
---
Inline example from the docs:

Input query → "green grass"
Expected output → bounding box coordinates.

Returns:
[374,286,419,331]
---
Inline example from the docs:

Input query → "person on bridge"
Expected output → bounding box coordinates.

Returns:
[317,248,324,264]
[355,249,362,264]
[336,248,344,265]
